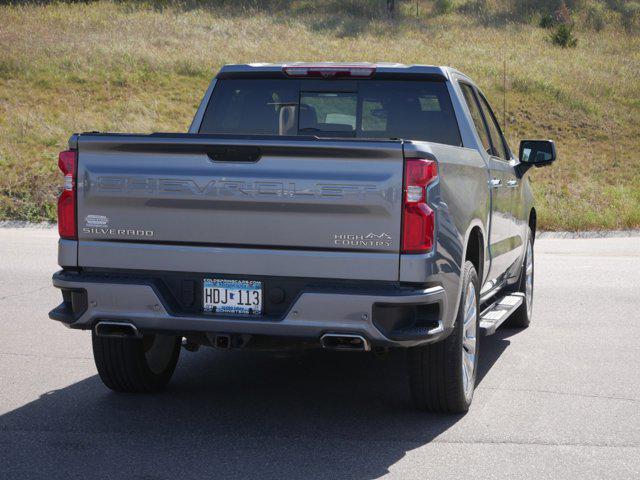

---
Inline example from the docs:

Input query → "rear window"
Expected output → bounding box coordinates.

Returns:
[199,79,462,146]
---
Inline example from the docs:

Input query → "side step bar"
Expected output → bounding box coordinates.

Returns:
[479,293,524,336]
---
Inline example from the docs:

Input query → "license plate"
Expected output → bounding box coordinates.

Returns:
[203,278,262,315]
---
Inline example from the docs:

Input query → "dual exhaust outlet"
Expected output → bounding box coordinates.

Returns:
[95,322,371,352]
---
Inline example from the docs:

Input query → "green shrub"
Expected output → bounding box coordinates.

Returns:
[435,0,455,14]
[620,1,640,32]
[539,12,556,28]
[604,0,625,11]
[551,23,578,47]
[458,0,486,14]
[585,3,606,31]
[514,0,583,16]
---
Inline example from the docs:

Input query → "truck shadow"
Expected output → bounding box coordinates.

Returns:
[1,331,513,479]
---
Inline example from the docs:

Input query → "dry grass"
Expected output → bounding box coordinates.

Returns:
[0,0,638,229]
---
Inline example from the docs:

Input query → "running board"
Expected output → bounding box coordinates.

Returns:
[479,293,524,336]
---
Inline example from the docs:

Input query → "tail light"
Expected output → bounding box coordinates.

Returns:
[57,149,77,240]
[402,158,438,253]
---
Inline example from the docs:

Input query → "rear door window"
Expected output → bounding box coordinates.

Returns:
[477,94,510,160]
[200,79,462,146]
[460,83,492,154]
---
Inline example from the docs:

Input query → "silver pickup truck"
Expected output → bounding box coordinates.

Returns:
[49,63,556,413]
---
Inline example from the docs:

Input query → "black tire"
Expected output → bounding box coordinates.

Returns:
[408,261,480,414]
[504,228,534,328]
[92,332,181,393]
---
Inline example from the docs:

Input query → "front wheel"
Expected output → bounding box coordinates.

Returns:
[408,261,480,413]
[92,332,181,393]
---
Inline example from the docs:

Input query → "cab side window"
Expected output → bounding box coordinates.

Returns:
[477,94,509,160]
[460,83,491,155]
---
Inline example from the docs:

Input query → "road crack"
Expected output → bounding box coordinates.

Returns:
[481,385,640,403]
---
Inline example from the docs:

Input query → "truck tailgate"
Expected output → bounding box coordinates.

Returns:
[76,134,404,280]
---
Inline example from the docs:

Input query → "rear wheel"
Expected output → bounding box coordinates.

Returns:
[408,261,480,413]
[504,228,534,328]
[92,332,181,393]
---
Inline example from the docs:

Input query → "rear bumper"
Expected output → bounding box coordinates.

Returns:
[50,270,450,348]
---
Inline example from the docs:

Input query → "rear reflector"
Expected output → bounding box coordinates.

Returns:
[402,158,438,253]
[282,65,376,78]
[57,150,77,240]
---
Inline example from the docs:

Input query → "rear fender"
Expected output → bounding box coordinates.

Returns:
[402,141,488,334]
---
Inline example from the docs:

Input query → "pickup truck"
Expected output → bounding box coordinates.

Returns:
[49,63,556,413]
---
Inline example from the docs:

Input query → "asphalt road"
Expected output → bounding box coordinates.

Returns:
[1,227,639,479]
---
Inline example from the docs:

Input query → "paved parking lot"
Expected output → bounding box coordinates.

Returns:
[1,227,639,479]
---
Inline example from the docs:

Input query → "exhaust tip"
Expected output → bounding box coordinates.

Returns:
[95,321,140,338]
[320,334,371,352]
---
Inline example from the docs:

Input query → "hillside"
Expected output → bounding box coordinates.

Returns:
[0,0,638,229]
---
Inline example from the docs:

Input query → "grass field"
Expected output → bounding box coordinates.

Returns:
[0,0,638,230]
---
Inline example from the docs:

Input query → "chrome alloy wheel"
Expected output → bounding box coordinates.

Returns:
[525,238,534,319]
[461,282,478,400]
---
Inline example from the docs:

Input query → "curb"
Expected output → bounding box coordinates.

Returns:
[0,221,56,229]
[538,230,640,239]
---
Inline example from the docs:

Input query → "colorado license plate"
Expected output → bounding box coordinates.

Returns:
[203,278,262,315]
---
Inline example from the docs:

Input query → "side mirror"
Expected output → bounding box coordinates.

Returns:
[519,140,556,168]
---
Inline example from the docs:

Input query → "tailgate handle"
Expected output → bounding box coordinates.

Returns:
[206,146,261,163]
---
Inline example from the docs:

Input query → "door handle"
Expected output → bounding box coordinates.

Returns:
[507,180,519,188]
[489,178,502,188]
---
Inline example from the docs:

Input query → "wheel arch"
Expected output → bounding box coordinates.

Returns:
[463,223,486,284]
